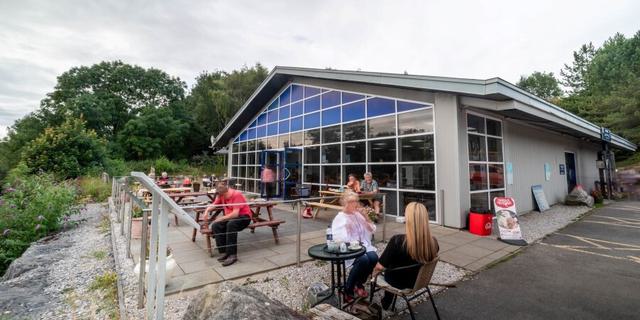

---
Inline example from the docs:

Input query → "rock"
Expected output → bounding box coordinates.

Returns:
[308,304,360,320]
[2,237,72,281]
[182,282,307,320]
[565,186,594,207]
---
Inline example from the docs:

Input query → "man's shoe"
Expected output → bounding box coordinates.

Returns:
[216,253,230,262]
[221,255,238,267]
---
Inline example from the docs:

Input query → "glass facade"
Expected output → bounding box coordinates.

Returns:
[230,83,436,220]
[467,113,505,212]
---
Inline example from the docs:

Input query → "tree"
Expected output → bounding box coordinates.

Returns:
[560,42,596,94]
[516,71,563,100]
[21,118,106,178]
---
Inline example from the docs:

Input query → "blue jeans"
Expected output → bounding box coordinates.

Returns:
[346,251,378,295]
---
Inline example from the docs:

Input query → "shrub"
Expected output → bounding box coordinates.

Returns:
[77,176,111,203]
[0,174,78,275]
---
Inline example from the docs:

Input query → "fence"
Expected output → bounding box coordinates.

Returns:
[109,172,388,320]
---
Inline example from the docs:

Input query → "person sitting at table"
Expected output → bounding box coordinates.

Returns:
[331,191,377,301]
[346,173,361,192]
[360,172,381,216]
[372,202,439,310]
[157,172,170,188]
[183,176,192,187]
[203,181,252,266]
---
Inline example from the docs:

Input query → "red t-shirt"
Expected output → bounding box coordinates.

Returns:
[213,189,252,217]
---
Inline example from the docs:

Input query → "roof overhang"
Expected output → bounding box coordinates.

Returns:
[213,66,636,152]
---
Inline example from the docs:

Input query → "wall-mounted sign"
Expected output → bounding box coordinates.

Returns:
[559,164,566,175]
[544,163,551,181]
[601,127,611,142]
[506,162,514,185]
[493,197,527,246]
[532,185,550,212]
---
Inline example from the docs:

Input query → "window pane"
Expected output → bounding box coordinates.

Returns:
[381,190,398,216]
[486,119,502,136]
[304,129,320,145]
[304,112,320,129]
[267,123,278,136]
[321,91,341,109]
[304,165,320,183]
[291,85,303,102]
[246,180,255,193]
[470,192,489,211]
[487,137,503,162]
[398,108,433,135]
[232,153,238,165]
[343,92,364,104]
[279,120,289,134]
[343,120,366,141]
[279,134,289,148]
[489,164,504,189]
[304,86,321,98]
[257,138,266,150]
[343,142,366,163]
[268,110,278,123]
[343,165,366,184]
[268,99,278,111]
[247,152,255,165]
[399,135,434,162]
[468,135,486,161]
[322,125,341,143]
[322,166,341,185]
[304,96,320,113]
[267,136,277,149]
[247,140,256,152]
[290,132,303,147]
[291,116,303,132]
[279,105,290,120]
[291,101,304,117]
[469,164,488,191]
[369,164,397,188]
[490,190,505,211]
[232,144,239,153]
[369,138,396,163]
[368,115,396,138]
[322,107,341,126]
[246,166,254,179]
[400,164,435,190]
[367,97,395,117]
[304,146,320,163]
[400,191,436,221]
[239,142,246,152]
[247,128,256,140]
[256,125,266,138]
[239,153,246,165]
[279,87,291,106]
[342,100,366,122]
[257,113,267,126]
[232,166,238,177]
[397,101,426,112]
[238,166,246,178]
[467,114,485,133]
[321,144,341,164]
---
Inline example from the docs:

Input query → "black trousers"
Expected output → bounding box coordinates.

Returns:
[211,215,251,255]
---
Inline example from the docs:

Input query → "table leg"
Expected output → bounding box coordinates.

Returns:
[336,261,343,307]
[192,210,200,242]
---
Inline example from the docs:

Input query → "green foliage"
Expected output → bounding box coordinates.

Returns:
[516,71,563,100]
[89,271,120,319]
[77,177,111,203]
[560,42,596,94]
[0,174,78,275]
[21,118,106,179]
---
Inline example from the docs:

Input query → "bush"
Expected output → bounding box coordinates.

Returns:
[0,174,78,275]
[77,177,111,203]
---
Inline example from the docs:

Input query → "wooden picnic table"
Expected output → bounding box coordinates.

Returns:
[167,191,217,204]
[306,190,379,219]
[191,200,285,257]
[162,187,192,193]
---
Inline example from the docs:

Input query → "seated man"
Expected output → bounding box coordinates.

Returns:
[204,181,252,266]
[360,172,382,216]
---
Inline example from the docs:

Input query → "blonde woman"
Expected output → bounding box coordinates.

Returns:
[331,191,377,301]
[373,202,439,310]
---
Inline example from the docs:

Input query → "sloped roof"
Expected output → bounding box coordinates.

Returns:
[213,66,636,151]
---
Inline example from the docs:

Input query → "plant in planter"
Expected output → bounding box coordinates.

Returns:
[131,205,146,239]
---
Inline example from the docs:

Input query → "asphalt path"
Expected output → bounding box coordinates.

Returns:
[398,201,640,320]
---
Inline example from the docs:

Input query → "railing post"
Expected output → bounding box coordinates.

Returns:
[146,194,160,320]
[155,200,169,319]
[296,200,302,267]
[138,205,149,309]
[382,193,387,242]
[126,193,134,259]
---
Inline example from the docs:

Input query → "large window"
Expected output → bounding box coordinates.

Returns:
[467,113,505,211]
[229,83,437,221]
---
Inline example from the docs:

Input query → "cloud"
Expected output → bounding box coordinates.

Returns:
[0,0,639,132]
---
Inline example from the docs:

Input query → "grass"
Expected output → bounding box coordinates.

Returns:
[89,271,120,320]
[90,250,107,260]
[98,213,111,234]
[77,176,111,203]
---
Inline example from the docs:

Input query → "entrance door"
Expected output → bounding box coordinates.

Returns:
[565,152,577,193]
[283,148,302,199]
[260,150,282,198]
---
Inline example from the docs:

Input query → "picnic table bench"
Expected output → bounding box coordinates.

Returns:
[191,201,285,257]
[305,190,378,219]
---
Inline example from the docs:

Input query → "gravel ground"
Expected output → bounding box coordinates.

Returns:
[517,204,592,243]
[0,203,116,319]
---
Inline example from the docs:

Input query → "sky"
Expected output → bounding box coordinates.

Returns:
[1,0,639,139]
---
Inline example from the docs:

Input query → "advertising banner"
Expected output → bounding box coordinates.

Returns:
[493,197,527,246]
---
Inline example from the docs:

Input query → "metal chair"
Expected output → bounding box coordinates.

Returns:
[369,257,441,320]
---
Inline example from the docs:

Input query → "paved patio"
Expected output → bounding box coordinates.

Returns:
[130,204,520,295]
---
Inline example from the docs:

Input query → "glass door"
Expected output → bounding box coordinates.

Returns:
[284,148,302,199]
[260,150,283,198]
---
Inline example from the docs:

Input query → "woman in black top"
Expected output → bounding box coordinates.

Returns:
[373,202,439,309]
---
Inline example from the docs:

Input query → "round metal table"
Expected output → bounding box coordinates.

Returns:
[307,243,366,309]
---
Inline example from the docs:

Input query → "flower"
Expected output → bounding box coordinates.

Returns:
[2,229,10,237]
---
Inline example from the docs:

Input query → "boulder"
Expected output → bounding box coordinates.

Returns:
[182,282,307,320]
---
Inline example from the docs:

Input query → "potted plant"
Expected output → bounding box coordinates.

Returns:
[131,205,146,239]
[468,207,493,236]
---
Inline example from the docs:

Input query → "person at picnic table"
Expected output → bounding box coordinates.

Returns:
[331,191,377,302]
[182,176,192,187]
[346,173,361,192]
[157,172,170,186]
[372,202,439,310]
[203,181,252,267]
[261,165,276,200]
[360,172,381,215]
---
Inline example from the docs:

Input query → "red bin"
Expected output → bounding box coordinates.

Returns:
[469,211,493,236]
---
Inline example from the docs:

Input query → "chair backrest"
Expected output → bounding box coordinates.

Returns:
[412,257,439,292]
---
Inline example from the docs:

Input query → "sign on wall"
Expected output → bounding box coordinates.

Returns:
[544,163,551,181]
[506,162,514,185]
[601,127,611,142]
[531,184,550,212]
[493,197,527,246]
[559,164,566,175]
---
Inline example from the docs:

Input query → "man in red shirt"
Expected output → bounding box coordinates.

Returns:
[204,181,252,266]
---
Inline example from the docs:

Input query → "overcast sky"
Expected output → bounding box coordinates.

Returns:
[1,0,639,139]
